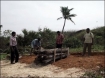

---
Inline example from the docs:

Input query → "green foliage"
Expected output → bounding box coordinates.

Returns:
[70,47,83,53]
[80,67,105,78]
[3,30,12,37]
[0,53,7,60]
[17,34,24,46]
[1,26,104,53]
[92,27,105,45]
[65,26,105,49]
[3,48,11,54]
[18,29,38,46]
[94,36,104,45]
[40,28,55,49]
[0,36,10,49]
[64,37,82,48]
[0,49,3,53]
[13,28,55,50]
[92,45,104,51]
[59,6,76,21]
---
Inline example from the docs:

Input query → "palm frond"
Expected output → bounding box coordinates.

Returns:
[69,18,75,25]
[57,17,63,20]
[60,7,70,18]
[69,14,77,17]
[68,8,74,12]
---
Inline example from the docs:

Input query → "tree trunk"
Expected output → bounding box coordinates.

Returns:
[62,19,66,34]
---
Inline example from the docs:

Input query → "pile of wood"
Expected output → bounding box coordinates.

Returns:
[34,48,69,65]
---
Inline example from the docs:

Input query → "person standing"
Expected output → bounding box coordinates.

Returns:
[30,38,41,55]
[10,31,19,64]
[56,31,64,48]
[82,28,94,56]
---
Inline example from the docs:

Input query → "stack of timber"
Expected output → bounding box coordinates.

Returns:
[34,48,69,65]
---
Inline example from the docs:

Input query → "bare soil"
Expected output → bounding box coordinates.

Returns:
[1,52,104,77]
[19,52,105,70]
[53,52,105,69]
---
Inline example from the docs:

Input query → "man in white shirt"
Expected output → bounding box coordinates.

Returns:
[10,31,19,64]
[82,28,94,56]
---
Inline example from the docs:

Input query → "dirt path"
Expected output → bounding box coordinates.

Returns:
[1,60,85,78]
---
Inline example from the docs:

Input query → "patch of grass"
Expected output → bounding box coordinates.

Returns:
[69,45,104,53]
[80,67,105,78]
[92,45,104,52]
[0,53,7,60]
[70,47,83,53]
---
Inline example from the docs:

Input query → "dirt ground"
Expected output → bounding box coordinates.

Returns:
[1,52,104,77]
[20,52,105,70]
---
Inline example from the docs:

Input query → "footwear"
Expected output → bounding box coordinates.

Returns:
[11,63,15,64]
[15,61,18,63]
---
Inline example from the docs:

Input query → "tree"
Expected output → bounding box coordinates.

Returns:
[3,30,12,37]
[57,6,76,33]
[22,29,38,46]
[17,34,24,46]
[22,29,29,46]
[40,27,55,49]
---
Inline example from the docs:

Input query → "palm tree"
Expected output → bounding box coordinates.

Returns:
[57,6,77,33]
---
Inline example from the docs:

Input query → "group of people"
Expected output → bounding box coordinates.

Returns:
[9,28,94,64]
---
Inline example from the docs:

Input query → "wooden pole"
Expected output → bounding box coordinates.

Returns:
[54,48,56,62]
[61,48,62,59]
[68,47,70,56]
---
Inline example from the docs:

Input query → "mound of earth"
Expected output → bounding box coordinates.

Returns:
[19,55,37,64]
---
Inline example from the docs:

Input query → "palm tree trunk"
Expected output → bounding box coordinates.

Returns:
[62,19,66,34]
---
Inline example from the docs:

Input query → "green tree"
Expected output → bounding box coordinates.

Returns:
[40,28,55,49]
[57,6,76,33]
[17,34,24,46]
[22,29,38,46]
[22,29,29,46]
[3,30,12,37]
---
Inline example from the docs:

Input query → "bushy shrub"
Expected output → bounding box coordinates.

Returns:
[44,43,55,49]
[0,49,3,53]
[3,48,11,54]
[64,37,82,48]
[94,36,104,45]
[80,67,105,78]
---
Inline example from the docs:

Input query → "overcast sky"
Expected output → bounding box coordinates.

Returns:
[1,1,104,34]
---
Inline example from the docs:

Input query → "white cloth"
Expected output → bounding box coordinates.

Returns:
[84,32,94,43]
[10,36,17,46]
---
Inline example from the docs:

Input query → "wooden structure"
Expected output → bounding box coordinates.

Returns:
[34,48,69,65]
